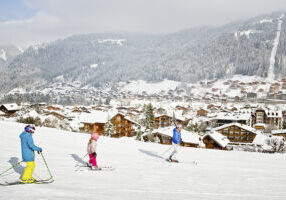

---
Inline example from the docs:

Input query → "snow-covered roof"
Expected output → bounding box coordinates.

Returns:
[1,103,21,111]
[252,133,268,146]
[265,110,282,118]
[203,131,230,148]
[213,123,257,134]
[255,107,282,118]
[272,129,286,135]
[124,117,140,126]
[79,110,117,124]
[215,112,251,121]
[154,112,185,122]
[151,127,200,144]
[253,123,266,128]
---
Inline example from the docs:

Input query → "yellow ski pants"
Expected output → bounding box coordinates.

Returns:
[21,161,35,181]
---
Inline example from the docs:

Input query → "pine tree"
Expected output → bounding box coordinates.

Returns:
[136,125,143,141]
[104,118,115,136]
[144,103,155,132]
[105,96,111,105]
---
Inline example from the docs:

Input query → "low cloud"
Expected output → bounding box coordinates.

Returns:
[0,0,286,46]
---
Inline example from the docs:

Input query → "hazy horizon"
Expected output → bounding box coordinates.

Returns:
[0,0,286,46]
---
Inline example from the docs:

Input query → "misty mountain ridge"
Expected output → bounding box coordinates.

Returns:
[0,11,286,93]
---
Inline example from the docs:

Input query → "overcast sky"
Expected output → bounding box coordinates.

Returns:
[0,0,286,46]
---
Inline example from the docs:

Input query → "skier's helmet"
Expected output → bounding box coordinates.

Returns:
[91,133,99,140]
[25,125,36,134]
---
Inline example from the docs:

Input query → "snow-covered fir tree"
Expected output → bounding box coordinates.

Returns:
[143,103,155,132]
[104,117,115,136]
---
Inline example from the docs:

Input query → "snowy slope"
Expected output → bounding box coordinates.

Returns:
[122,80,180,94]
[267,14,284,81]
[1,121,286,200]
[0,49,7,61]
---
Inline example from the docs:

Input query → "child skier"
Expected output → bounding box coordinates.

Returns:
[168,124,182,162]
[87,133,99,169]
[20,125,42,183]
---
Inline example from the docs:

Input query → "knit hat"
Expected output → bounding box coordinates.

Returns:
[91,133,99,140]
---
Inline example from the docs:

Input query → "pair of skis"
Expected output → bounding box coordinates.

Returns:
[0,178,54,186]
[0,152,54,187]
[75,163,115,171]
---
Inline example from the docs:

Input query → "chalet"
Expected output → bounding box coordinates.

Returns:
[197,109,208,117]
[46,112,67,120]
[202,131,230,150]
[247,92,257,99]
[47,106,61,111]
[154,114,184,129]
[231,107,238,112]
[252,108,283,129]
[214,112,252,127]
[111,113,139,137]
[283,111,286,127]
[207,104,215,109]
[175,105,189,112]
[213,123,257,143]
[143,127,200,147]
[0,103,21,115]
[80,111,110,135]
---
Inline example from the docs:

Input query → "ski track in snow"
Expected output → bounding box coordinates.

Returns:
[1,121,286,200]
[267,14,284,82]
[0,49,7,61]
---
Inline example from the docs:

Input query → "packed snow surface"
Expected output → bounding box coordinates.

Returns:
[1,121,286,200]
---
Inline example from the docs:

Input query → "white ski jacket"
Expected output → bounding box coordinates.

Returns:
[87,140,97,154]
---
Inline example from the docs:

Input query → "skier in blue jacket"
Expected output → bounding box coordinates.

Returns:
[168,124,182,162]
[20,125,42,183]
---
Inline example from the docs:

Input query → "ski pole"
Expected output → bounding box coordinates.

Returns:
[0,161,23,177]
[40,152,53,180]
[160,145,173,157]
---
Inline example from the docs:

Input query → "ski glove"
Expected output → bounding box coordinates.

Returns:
[92,152,97,157]
[37,148,43,154]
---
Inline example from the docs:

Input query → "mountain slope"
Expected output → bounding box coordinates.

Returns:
[1,121,286,199]
[1,11,286,93]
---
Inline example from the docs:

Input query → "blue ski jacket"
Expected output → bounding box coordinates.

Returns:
[20,131,42,162]
[172,127,181,144]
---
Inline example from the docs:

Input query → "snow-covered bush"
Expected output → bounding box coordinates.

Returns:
[17,116,42,126]
[265,137,286,153]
